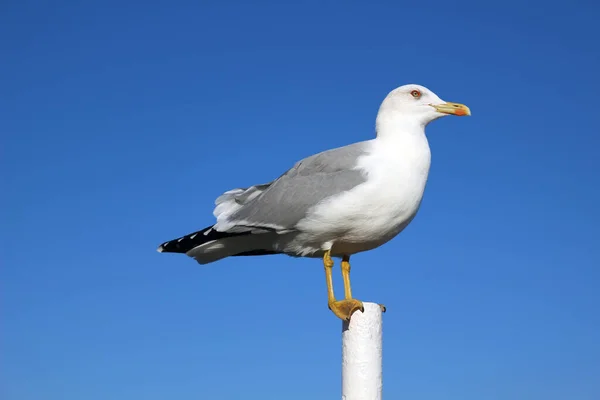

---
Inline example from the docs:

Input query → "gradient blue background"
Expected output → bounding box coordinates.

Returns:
[3,1,599,399]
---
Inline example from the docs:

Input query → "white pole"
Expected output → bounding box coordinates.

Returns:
[342,302,383,400]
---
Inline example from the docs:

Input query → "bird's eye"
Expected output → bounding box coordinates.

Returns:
[411,90,421,99]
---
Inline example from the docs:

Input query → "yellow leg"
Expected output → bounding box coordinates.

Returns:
[341,255,387,314]
[341,255,353,299]
[323,250,364,321]
[323,251,336,304]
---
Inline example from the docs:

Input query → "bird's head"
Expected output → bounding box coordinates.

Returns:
[376,84,471,130]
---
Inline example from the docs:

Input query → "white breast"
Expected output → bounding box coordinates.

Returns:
[297,132,432,255]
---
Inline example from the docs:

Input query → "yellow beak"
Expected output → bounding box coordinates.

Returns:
[432,102,471,116]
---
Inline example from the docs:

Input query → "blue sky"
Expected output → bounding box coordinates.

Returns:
[2,0,599,399]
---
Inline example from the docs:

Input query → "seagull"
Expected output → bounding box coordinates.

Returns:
[157,84,471,321]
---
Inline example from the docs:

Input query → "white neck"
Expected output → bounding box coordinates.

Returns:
[369,110,432,181]
[375,110,426,140]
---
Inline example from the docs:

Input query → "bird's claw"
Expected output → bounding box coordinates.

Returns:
[328,299,365,321]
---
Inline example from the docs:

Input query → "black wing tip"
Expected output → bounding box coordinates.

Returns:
[156,225,257,255]
[157,226,214,254]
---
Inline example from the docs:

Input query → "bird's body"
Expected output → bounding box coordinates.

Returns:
[158,83,470,320]
[287,130,431,259]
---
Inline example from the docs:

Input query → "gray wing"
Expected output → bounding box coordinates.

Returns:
[213,141,370,232]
